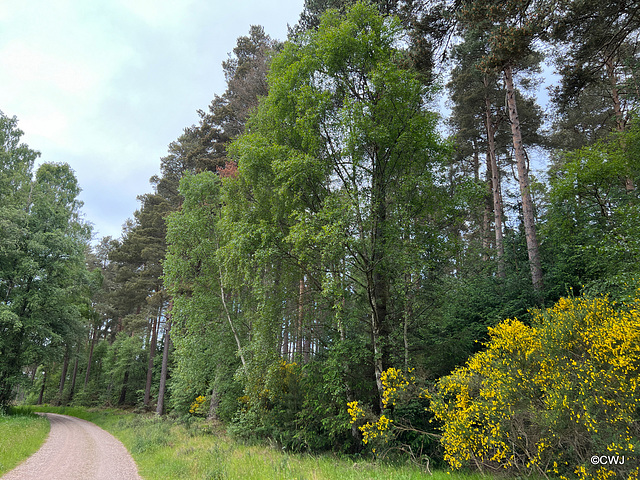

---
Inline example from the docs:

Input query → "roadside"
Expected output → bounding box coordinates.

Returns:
[21,406,487,480]
[0,408,49,476]
[1,412,141,480]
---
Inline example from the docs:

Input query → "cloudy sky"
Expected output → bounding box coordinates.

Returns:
[0,0,304,241]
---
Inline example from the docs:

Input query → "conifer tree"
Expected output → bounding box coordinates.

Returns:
[456,0,549,293]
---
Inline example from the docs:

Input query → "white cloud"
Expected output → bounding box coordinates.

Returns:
[1,43,98,95]
[1,0,305,240]
[113,0,198,29]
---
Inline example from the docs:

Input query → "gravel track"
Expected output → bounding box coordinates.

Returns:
[2,413,142,480]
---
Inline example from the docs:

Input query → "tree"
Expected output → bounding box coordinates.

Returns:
[228,2,450,410]
[448,32,508,275]
[0,114,90,409]
[550,0,640,192]
[447,27,545,280]
[296,0,443,84]
[107,192,172,407]
[151,27,276,208]
[552,0,640,133]
[297,0,401,30]
[542,121,640,298]
[456,0,548,293]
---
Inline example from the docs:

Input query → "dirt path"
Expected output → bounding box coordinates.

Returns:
[2,413,142,480]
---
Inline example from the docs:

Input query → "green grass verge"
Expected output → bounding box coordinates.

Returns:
[25,405,486,480]
[0,406,50,476]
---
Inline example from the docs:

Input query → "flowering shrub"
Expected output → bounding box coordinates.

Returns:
[347,368,435,460]
[429,293,640,479]
[348,399,395,452]
[381,367,415,408]
[189,395,207,416]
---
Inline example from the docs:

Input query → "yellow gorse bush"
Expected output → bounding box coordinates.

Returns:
[347,401,365,424]
[347,368,417,450]
[189,395,207,416]
[429,293,640,479]
[381,367,414,408]
[358,414,393,445]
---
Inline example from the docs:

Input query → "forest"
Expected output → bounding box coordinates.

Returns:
[1,0,639,477]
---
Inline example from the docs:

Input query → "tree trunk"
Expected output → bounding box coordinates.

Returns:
[338,294,362,442]
[218,263,246,367]
[484,75,505,278]
[144,309,160,407]
[282,317,289,361]
[605,57,635,192]
[57,350,70,405]
[503,64,543,292]
[369,152,390,410]
[118,370,129,405]
[37,370,47,405]
[473,143,491,259]
[606,57,626,133]
[482,165,492,258]
[68,355,79,404]
[156,318,172,415]
[84,327,97,388]
[403,273,412,371]
[298,276,306,363]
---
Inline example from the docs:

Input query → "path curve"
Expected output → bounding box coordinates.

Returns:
[2,413,142,480]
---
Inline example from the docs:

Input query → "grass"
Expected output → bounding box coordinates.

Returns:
[0,406,50,476]
[24,405,487,480]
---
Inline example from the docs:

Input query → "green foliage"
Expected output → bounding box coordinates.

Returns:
[164,171,244,420]
[430,293,640,478]
[9,1,640,472]
[223,3,453,446]
[455,0,548,73]
[0,112,91,410]
[542,121,640,299]
[102,332,148,405]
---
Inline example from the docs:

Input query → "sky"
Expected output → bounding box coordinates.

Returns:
[0,0,305,241]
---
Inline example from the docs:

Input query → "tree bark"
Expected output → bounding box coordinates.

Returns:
[484,75,505,278]
[156,318,172,415]
[282,317,289,361]
[118,370,129,405]
[37,370,47,405]
[68,355,79,404]
[84,327,97,388]
[503,64,543,292]
[606,57,626,133]
[369,151,390,410]
[57,350,70,405]
[144,307,161,407]
[403,273,412,371]
[218,264,246,367]
[298,276,307,363]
